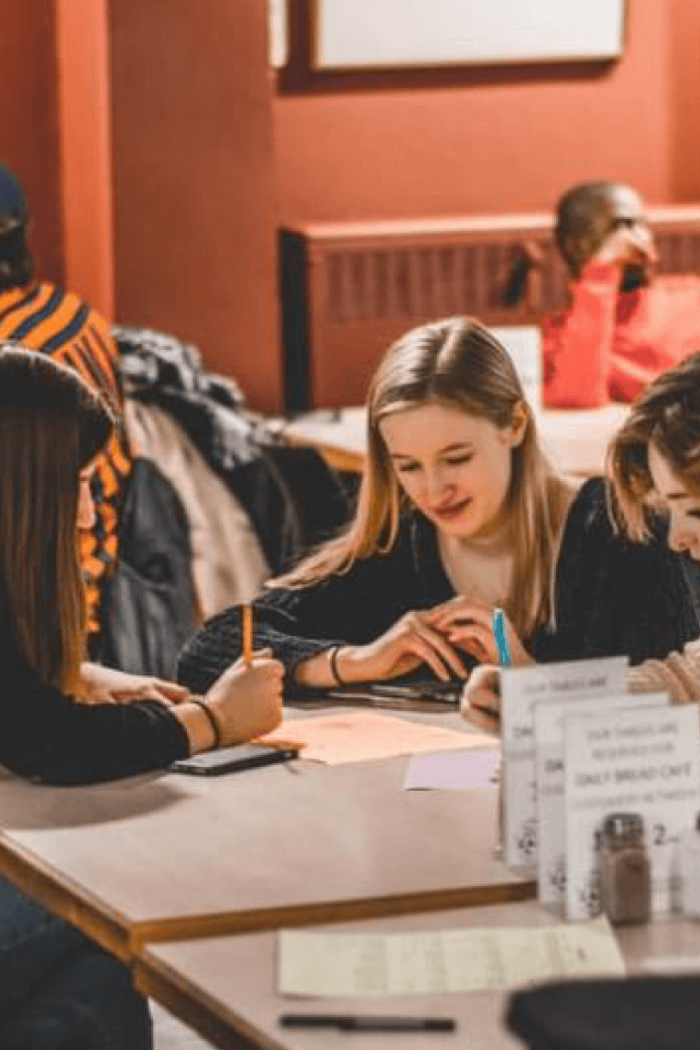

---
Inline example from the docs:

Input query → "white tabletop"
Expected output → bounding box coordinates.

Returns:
[0,710,530,958]
[136,902,700,1050]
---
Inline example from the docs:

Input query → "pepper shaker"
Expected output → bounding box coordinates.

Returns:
[599,812,651,925]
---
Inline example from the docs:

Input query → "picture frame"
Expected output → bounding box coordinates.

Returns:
[310,0,627,72]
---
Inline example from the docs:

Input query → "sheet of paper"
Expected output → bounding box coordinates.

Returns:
[277,915,625,997]
[491,325,541,411]
[535,692,667,912]
[404,748,501,790]
[501,657,628,871]
[565,704,700,921]
[258,711,493,765]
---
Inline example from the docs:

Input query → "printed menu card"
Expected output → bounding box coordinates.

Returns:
[501,657,628,870]
[564,704,700,921]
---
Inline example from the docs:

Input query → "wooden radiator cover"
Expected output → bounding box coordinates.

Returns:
[280,207,700,411]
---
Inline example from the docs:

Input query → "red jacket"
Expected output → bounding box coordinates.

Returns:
[542,262,700,407]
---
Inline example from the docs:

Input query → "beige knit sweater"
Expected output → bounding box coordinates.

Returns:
[628,638,700,702]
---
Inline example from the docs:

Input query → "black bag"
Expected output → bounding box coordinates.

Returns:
[97,458,196,679]
[507,974,700,1050]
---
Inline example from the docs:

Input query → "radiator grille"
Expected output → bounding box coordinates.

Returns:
[280,208,700,411]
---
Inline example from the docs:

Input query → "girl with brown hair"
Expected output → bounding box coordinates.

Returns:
[606,350,700,698]
[0,347,283,1049]
[179,317,699,696]
[465,350,700,730]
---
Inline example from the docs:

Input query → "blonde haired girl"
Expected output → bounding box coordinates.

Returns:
[180,318,700,695]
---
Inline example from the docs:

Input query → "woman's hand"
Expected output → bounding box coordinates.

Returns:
[461,664,501,735]
[592,224,656,270]
[204,649,284,746]
[427,599,532,667]
[79,663,191,705]
[336,610,470,684]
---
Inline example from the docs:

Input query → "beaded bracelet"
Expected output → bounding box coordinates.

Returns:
[188,697,222,749]
[328,645,346,687]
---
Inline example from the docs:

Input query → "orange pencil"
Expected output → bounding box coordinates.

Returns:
[242,603,253,665]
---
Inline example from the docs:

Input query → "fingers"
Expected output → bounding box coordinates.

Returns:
[230,649,280,673]
[596,226,655,267]
[429,603,497,663]
[628,225,656,261]
[111,686,174,703]
[150,679,190,703]
[428,601,492,633]
[462,703,500,735]
[461,664,501,732]
[446,622,498,664]
[429,603,532,667]
[408,616,469,680]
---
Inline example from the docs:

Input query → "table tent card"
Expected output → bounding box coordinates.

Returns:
[564,704,700,921]
[501,657,628,871]
[535,692,668,913]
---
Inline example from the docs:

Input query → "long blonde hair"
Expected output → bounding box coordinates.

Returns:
[0,348,114,692]
[274,317,569,639]
[608,351,700,542]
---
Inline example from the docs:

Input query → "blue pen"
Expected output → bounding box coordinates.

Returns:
[492,607,511,666]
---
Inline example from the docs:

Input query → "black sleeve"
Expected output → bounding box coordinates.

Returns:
[177,536,424,694]
[0,656,189,786]
[535,476,700,665]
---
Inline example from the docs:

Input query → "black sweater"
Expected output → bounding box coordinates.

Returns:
[0,606,189,786]
[178,478,700,695]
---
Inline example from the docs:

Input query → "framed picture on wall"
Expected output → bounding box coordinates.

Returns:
[268,0,289,68]
[311,0,627,71]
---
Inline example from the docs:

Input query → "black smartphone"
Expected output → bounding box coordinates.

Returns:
[171,743,298,776]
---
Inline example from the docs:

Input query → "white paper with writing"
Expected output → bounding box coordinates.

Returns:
[277,916,624,997]
[565,704,700,921]
[535,692,668,912]
[502,657,628,871]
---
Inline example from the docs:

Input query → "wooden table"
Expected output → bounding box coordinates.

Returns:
[135,902,700,1050]
[0,711,531,960]
[279,403,630,478]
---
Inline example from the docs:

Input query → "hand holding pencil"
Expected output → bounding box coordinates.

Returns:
[204,640,285,745]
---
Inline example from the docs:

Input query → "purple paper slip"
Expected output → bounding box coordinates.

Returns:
[404,748,501,790]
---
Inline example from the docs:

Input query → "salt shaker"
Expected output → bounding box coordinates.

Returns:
[599,812,651,924]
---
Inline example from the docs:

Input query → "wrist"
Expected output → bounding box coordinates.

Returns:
[292,647,357,689]
[328,645,346,686]
[177,700,220,754]
[332,645,366,684]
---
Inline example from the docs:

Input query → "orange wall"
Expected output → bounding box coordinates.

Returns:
[0,0,63,284]
[274,0,700,225]
[108,0,281,411]
[56,0,114,319]
[4,1,700,413]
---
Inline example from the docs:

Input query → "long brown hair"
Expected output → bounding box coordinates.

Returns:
[274,317,570,639]
[0,347,114,691]
[608,351,700,542]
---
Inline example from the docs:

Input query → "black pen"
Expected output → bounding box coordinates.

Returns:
[279,1013,456,1032]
